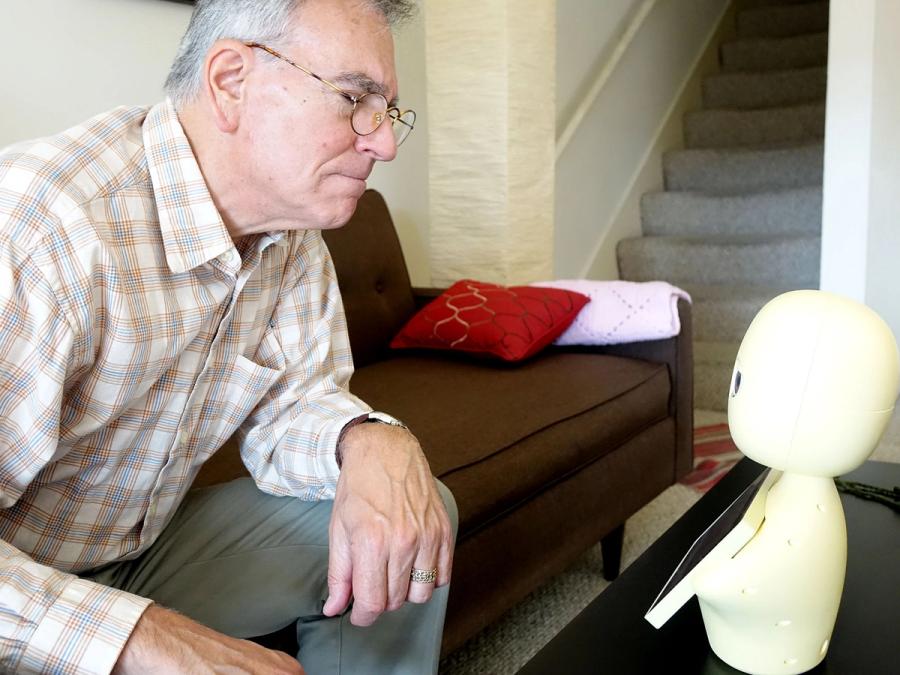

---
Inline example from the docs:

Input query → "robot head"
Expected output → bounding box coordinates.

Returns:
[727,290,900,476]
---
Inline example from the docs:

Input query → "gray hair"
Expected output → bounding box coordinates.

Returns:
[164,0,416,110]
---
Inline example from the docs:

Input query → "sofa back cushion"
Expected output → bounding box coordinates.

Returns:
[322,190,416,368]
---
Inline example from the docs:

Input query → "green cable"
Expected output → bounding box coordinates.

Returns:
[834,479,900,513]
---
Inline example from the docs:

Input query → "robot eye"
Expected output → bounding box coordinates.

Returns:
[731,369,742,396]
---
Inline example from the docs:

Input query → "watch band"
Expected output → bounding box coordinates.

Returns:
[336,412,409,467]
[363,411,408,430]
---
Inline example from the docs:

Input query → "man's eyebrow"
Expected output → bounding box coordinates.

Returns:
[334,71,398,106]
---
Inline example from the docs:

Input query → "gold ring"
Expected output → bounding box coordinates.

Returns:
[410,567,437,584]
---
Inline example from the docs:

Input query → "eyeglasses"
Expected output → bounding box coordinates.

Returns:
[245,42,416,147]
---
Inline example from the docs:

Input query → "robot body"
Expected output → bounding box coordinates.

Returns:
[696,473,846,674]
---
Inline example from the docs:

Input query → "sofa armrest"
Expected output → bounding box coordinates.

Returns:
[412,286,444,311]
[553,298,694,481]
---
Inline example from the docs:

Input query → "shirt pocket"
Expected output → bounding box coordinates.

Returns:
[197,327,286,453]
[246,324,287,374]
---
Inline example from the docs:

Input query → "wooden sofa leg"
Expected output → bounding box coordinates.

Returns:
[601,523,625,581]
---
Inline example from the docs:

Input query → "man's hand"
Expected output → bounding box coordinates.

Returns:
[114,604,303,674]
[323,423,454,626]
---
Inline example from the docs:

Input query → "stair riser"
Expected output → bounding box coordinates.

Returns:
[693,298,770,342]
[737,2,829,39]
[641,188,822,238]
[695,361,735,412]
[721,33,827,71]
[617,237,821,288]
[684,104,825,149]
[664,145,823,194]
[703,68,827,110]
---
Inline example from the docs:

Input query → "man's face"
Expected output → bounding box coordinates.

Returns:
[239,0,399,231]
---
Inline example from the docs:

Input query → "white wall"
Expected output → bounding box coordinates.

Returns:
[818,2,873,303]
[366,6,430,285]
[0,0,192,143]
[556,0,641,125]
[0,0,432,284]
[820,0,900,342]
[554,0,729,279]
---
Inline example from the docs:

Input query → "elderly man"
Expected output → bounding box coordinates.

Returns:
[0,0,455,673]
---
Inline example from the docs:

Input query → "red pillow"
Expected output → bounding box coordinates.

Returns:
[390,279,590,362]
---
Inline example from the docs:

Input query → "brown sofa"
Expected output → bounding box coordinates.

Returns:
[195,189,693,655]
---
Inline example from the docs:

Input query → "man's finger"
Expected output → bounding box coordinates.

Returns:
[436,508,454,588]
[385,536,416,611]
[407,497,446,603]
[349,535,389,626]
[407,551,438,604]
[323,523,353,617]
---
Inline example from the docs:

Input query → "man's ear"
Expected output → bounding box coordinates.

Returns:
[203,39,254,133]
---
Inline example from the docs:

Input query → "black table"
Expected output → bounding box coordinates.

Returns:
[519,459,900,674]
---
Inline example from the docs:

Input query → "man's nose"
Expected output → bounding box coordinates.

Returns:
[356,120,398,161]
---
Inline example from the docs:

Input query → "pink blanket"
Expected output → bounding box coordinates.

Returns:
[531,279,692,346]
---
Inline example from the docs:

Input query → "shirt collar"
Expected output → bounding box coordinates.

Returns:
[143,99,236,274]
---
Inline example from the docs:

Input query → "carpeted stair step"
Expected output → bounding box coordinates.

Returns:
[663,143,823,194]
[638,0,830,414]
[736,1,829,39]
[694,341,741,411]
[684,283,798,342]
[721,32,827,72]
[703,66,826,109]
[684,102,824,149]
[641,186,821,238]
[617,234,820,288]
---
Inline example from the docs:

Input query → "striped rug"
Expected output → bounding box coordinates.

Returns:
[680,423,744,493]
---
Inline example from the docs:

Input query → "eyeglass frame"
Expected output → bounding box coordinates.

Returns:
[243,41,416,144]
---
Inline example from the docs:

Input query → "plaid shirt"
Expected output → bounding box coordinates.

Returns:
[0,101,371,673]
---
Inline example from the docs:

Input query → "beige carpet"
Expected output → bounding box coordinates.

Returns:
[439,407,900,674]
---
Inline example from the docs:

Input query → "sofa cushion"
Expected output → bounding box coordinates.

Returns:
[349,351,671,537]
[322,190,416,368]
[390,279,589,361]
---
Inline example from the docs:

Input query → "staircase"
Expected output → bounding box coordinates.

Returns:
[617,0,829,411]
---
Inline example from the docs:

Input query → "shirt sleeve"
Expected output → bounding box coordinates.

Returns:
[0,245,151,674]
[236,232,374,501]
[1,541,151,674]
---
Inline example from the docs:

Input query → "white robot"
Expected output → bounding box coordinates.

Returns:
[693,290,900,674]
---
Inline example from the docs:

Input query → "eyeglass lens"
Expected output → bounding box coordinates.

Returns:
[351,94,416,146]
[391,110,416,146]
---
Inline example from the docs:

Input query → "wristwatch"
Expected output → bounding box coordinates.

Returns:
[363,411,408,430]
[336,412,409,467]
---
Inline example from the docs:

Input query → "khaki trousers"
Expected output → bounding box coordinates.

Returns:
[84,477,458,675]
